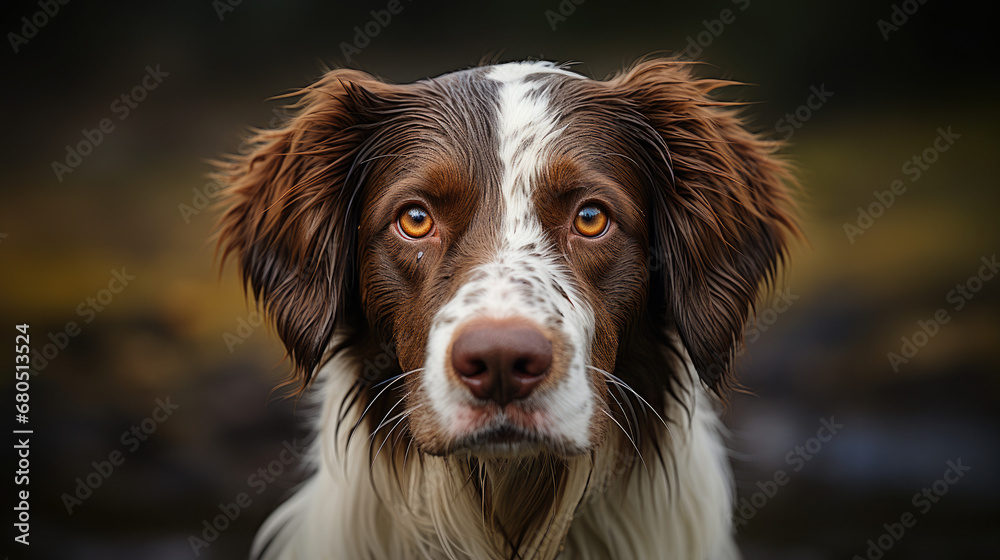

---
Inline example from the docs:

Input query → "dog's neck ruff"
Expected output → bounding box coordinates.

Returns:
[251,350,738,560]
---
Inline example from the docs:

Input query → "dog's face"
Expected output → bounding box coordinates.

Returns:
[218,60,796,461]
[355,64,654,456]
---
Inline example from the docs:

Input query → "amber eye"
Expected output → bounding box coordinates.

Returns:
[398,205,434,238]
[573,204,609,237]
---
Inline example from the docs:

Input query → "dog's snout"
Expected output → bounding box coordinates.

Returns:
[451,320,552,405]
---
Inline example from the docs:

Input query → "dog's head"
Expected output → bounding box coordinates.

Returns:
[217,60,797,461]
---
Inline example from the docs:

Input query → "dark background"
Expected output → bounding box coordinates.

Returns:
[2,1,998,559]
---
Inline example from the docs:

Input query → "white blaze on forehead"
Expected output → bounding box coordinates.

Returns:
[419,62,597,451]
[487,62,582,240]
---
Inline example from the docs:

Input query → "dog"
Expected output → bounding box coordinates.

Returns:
[216,58,798,560]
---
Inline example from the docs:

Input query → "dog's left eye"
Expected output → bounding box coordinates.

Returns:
[397,205,434,238]
[573,204,609,238]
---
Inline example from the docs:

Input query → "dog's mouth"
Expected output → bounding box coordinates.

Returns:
[453,427,547,457]
[448,419,585,458]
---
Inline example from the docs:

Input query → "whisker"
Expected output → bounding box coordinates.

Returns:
[614,383,642,440]
[369,396,412,441]
[371,367,424,390]
[351,368,422,437]
[589,365,671,432]
[605,382,636,439]
[602,409,647,474]
[371,410,414,468]
[401,436,415,474]
[389,409,412,456]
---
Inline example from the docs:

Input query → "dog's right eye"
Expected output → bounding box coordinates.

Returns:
[397,205,434,239]
[573,203,610,238]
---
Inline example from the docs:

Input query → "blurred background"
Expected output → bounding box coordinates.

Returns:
[2,0,997,558]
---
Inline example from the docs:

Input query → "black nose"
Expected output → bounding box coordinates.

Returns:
[450,320,552,405]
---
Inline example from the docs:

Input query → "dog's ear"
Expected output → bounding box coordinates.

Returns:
[612,59,799,391]
[215,69,395,387]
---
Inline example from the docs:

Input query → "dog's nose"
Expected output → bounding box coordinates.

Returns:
[451,320,552,405]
